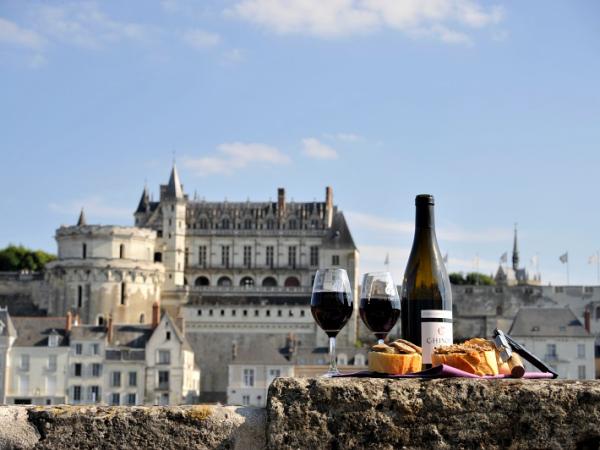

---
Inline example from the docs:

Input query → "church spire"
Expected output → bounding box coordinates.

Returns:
[512,223,519,271]
[77,208,87,227]
[166,164,183,199]
[135,185,150,214]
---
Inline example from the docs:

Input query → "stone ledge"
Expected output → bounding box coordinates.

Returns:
[0,404,265,450]
[267,377,600,450]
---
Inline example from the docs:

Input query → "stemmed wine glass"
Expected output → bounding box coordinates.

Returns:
[310,268,354,377]
[359,272,400,345]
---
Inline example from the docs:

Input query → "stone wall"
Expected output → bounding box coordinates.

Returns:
[1,378,599,449]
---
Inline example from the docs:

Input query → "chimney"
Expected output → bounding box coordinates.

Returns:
[277,188,286,217]
[73,313,80,327]
[65,311,73,333]
[107,314,113,344]
[584,308,591,333]
[325,186,333,227]
[152,301,160,329]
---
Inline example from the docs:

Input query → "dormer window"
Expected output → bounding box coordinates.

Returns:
[48,333,59,348]
[166,331,171,341]
[222,218,230,229]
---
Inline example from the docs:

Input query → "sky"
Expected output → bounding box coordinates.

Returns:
[1,0,600,286]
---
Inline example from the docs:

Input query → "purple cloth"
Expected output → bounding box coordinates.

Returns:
[333,364,556,379]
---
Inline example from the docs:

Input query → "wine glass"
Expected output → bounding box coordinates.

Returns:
[359,272,400,345]
[310,268,354,377]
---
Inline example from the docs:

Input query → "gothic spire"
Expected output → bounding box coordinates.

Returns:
[166,164,183,199]
[512,223,519,271]
[77,208,87,227]
[135,185,150,213]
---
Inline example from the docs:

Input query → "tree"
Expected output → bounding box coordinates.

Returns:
[0,245,57,272]
[449,272,495,286]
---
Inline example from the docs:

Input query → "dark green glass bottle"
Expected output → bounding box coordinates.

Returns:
[400,194,453,367]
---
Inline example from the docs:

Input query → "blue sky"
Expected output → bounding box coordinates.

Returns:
[1,0,599,285]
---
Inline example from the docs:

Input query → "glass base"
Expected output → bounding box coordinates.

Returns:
[321,368,341,378]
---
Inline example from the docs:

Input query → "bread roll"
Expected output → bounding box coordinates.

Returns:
[432,342,499,376]
[368,351,422,375]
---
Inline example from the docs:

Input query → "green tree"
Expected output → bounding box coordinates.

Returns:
[0,245,56,272]
[449,272,495,286]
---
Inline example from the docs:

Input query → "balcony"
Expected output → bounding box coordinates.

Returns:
[190,285,310,294]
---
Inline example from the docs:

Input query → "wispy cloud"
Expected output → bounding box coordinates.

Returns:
[325,132,363,142]
[302,138,338,160]
[33,2,152,50]
[49,196,131,221]
[346,210,511,243]
[184,142,291,176]
[0,17,45,50]
[227,0,503,44]
[182,28,221,49]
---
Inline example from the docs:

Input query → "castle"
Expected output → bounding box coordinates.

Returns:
[40,165,360,400]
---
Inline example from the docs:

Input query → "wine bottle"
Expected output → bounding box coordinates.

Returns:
[400,194,453,368]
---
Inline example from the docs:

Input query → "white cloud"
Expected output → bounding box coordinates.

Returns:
[49,196,131,221]
[33,2,152,50]
[184,142,291,176]
[0,17,45,49]
[302,138,338,160]
[182,28,220,49]
[346,210,511,243]
[221,48,245,64]
[325,132,363,142]
[228,0,503,44]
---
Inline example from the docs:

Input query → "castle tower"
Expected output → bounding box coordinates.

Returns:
[512,223,519,271]
[134,185,150,226]
[160,165,186,290]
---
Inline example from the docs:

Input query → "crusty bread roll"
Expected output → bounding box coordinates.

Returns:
[432,339,499,376]
[369,352,422,375]
[368,339,422,375]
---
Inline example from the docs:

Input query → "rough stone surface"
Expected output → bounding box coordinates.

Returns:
[266,377,600,450]
[0,405,265,450]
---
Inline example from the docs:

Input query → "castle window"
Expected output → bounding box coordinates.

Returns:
[220,310,225,316]
[221,246,231,268]
[300,310,305,317]
[222,218,230,229]
[289,310,294,317]
[199,218,208,229]
[277,310,282,317]
[82,243,87,259]
[240,276,255,287]
[217,276,232,287]
[596,306,600,319]
[171,205,174,212]
[243,310,247,317]
[266,246,274,269]
[243,246,252,268]
[120,282,126,305]
[310,246,319,266]
[157,230,163,238]
[195,276,210,287]
[154,252,162,263]
[197,309,202,316]
[209,309,213,316]
[169,218,172,227]
[198,246,207,267]
[288,246,297,269]
[254,310,259,317]
[139,314,145,323]
[266,310,271,317]
[331,255,340,266]
[266,219,275,230]
[284,277,300,287]
[119,244,125,259]
[262,276,277,287]
[77,285,83,308]
[288,219,297,230]
[232,309,236,316]
[244,219,252,230]
[97,316,104,326]
[184,248,189,265]
[496,305,503,316]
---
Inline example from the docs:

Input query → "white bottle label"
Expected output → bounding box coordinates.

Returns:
[421,310,453,364]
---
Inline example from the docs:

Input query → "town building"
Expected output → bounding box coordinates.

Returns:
[0,310,200,405]
[509,307,595,379]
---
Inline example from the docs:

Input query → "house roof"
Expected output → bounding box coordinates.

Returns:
[69,325,107,341]
[509,307,590,337]
[231,339,291,365]
[0,308,16,338]
[11,317,68,347]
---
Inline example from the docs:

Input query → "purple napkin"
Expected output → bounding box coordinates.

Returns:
[333,364,556,379]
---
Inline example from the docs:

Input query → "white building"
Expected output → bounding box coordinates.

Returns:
[509,307,595,379]
[227,340,294,407]
[0,310,200,405]
[5,316,69,405]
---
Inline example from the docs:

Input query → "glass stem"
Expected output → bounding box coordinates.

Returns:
[377,338,385,345]
[328,336,338,374]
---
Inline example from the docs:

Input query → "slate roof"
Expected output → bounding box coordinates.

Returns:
[231,339,291,365]
[509,307,590,337]
[69,325,107,341]
[112,324,153,348]
[11,317,68,347]
[322,212,357,250]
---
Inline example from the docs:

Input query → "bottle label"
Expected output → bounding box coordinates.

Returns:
[421,310,453,364]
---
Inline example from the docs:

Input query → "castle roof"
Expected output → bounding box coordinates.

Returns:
[135,186,150,214]
[77,208,87,227]
[166,164,184,199]
[322,212,357,250]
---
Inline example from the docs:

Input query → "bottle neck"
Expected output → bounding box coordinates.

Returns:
[415,204,435,229]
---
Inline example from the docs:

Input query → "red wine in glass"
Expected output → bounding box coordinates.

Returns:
[359,272,400,344]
